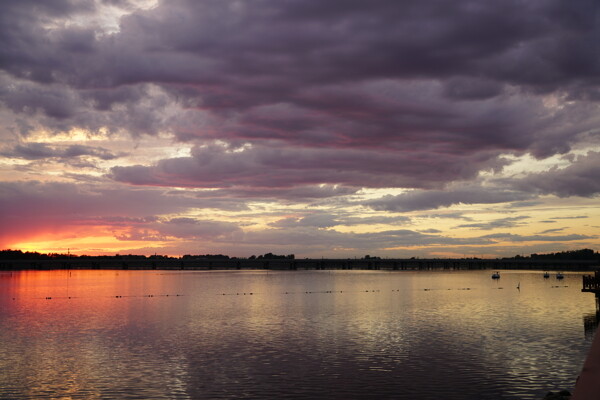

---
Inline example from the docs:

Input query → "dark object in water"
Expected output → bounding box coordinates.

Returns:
[543,389,571,399]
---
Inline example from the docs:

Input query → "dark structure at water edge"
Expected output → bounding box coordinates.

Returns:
[1,249,598,271]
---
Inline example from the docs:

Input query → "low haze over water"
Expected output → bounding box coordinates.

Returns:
[0,269,596,399]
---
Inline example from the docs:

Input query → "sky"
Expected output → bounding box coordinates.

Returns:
[0,0,598,258]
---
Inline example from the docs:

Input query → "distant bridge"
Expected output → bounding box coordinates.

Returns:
[250,258,598,271]
[1,257,598,271]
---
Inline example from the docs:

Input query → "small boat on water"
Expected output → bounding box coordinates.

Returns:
[556,272,564,280]
[491,271,500,279]
[543,272,550,278]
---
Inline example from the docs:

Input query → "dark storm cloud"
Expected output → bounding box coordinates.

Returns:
[0,0,598,157]
[0,81,78,119]
[2,0,595,87]
[218,81,558,154]
[442,77,504,100]
[109,142,503,190]
[0,74,177,137]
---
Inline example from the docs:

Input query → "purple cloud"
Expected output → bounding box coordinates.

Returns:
[110,142,504,191]
[515,152,600,197]
[3,142,121,161]
[0,0,597,155]
[0,180,246,246]
[366,187,532,212]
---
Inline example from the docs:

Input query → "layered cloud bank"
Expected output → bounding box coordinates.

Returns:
[0,0,598,257]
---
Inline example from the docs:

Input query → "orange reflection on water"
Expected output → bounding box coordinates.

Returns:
[0,270,192,400]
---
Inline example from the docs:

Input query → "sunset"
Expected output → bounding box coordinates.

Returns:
[1,1,600,399]
[0,0,598,258]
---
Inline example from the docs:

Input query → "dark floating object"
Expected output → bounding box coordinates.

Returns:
[491,271,500,279]
[556,272,564,280]
[543,272,550,278]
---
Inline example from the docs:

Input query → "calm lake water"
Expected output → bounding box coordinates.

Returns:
[0,269,597,399]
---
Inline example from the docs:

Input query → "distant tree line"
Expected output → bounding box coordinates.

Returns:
[248,253,295,260]
[505,249,599,261]
[182,254,232,260]
[0,249,295,261]
[0,250,73,260]
[2,248,598,261]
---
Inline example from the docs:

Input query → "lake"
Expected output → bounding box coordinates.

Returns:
[0,269,596,399]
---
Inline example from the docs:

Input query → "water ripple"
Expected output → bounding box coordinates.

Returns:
[0,270,593,399]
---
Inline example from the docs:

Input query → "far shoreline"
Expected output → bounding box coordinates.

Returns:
[1,256,598,272]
